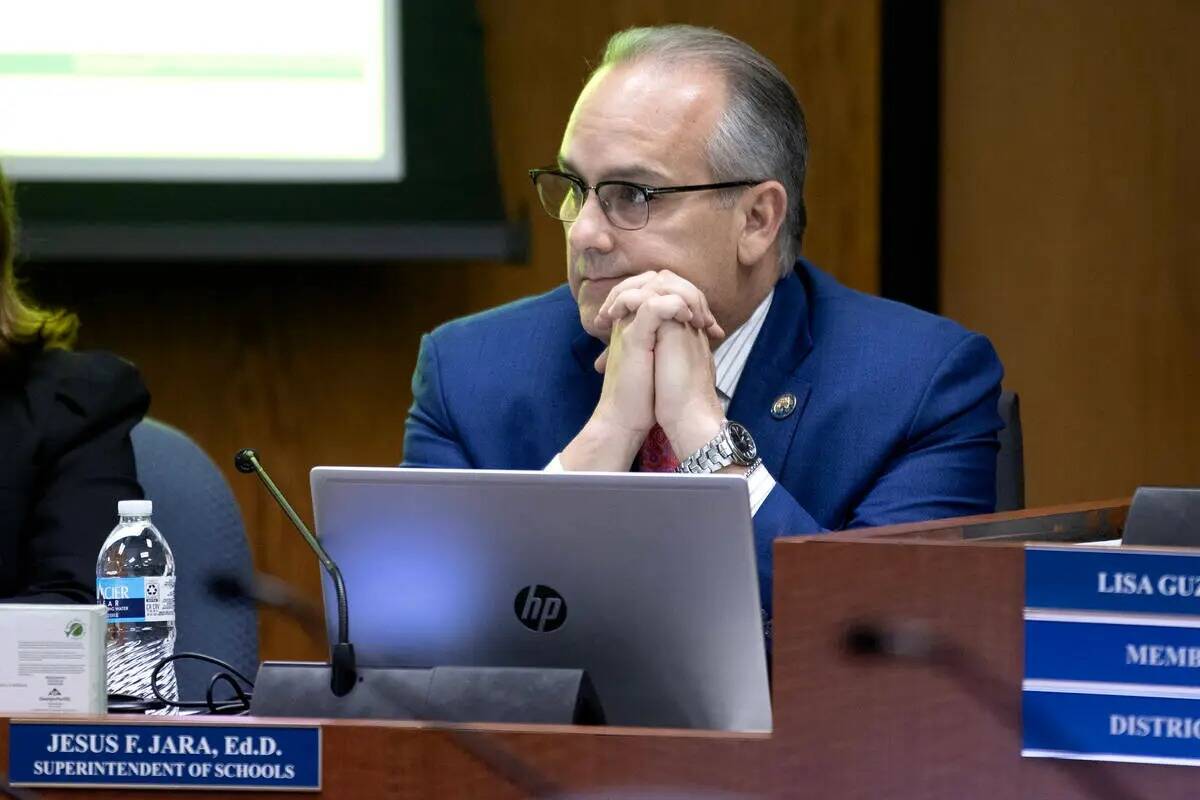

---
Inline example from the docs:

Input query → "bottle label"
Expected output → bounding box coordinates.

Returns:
[97,576,176,623]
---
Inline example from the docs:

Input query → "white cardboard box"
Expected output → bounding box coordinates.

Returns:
[0,604,106,715]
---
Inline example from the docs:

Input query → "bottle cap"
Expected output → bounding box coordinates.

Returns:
[117,499,153,517]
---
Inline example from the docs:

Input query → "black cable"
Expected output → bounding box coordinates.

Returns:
[206,671,251,714]
[106,693,167,713]
[152,651,256,694]
[107,652,255,715]
[150,652,255,715]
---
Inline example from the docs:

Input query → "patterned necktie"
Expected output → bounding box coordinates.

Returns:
[637,424,680,472]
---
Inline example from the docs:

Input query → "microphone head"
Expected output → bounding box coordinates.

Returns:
[206,572,251,602]
[844,622,887,657]
[844,618,940,661]
[234,448,258,474]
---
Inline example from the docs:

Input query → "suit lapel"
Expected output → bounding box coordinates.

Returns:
[571,329,607,376]
[559,329,605,454]
[726,273,814,479]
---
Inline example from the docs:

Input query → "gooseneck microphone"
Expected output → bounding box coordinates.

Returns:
[234,449,356,697]
[226,452,573,798]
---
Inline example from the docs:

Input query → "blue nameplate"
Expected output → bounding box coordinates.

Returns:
[1026,616,1200,687]
[1024,689,1200,766]
[8,721,320,791]
[1024,545,1200,767]
[1026,546,1200,614]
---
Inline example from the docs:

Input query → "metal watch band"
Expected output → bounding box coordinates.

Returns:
[676,422,753,474]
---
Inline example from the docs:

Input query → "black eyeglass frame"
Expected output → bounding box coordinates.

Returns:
[528,168,763,230]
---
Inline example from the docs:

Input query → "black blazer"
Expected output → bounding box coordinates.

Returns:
[0,350,149,603]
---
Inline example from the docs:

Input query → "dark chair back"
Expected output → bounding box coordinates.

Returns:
[996,391,1026,512]
[131,419,259,699]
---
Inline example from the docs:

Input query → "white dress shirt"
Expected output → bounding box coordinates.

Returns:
[547,292,778,515]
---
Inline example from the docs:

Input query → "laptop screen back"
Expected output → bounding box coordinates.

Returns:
[310,467,772,731]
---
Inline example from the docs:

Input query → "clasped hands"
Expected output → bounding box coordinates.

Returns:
[561,270,733,473]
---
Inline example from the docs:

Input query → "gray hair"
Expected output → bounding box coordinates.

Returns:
[596,25,808,277]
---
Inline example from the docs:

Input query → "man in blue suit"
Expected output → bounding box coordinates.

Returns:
[404,25,1002,616]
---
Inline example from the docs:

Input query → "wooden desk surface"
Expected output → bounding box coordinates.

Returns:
[1,714,774,799]
[10,500,1197,799]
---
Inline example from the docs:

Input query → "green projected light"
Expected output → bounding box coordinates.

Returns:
[0,0,402,182]
[0,54,365,80]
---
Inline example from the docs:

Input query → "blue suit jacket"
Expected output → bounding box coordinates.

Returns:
[404,260,1004,614]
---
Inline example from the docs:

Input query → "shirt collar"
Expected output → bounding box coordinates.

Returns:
[713,291,774,402]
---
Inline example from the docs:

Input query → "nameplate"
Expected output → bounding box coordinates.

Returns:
[8,721,320,791]
[1026,615,1200,687]
[1024,688,1200,766]
[1026,546,1200,615]
[1023,545,1200,767]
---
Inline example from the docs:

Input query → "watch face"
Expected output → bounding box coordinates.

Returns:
[727,422,757,463]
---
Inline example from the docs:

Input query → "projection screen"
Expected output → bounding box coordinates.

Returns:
[0,0,402,182]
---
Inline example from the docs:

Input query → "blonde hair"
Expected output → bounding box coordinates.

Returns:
[0,167,79,359]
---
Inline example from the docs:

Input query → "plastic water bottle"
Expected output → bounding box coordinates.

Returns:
[96,500,178,707]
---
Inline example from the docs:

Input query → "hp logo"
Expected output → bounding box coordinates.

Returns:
[514,585,567,632]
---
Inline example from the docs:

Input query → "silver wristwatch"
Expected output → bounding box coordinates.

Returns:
[676,421,759,474]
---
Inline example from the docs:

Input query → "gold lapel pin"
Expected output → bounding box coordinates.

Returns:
[770,392,797,420]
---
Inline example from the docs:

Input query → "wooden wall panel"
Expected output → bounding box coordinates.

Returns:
[32,1,880,662]
[474,0,880,304]
[942,0,1200,507]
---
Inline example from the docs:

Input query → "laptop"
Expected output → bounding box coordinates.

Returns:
[309,467,772,732]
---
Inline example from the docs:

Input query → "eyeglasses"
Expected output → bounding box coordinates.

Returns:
[528,168,761,231]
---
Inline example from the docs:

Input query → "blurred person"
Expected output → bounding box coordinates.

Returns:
[404,26,1003,618]
[0,166,149,603]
